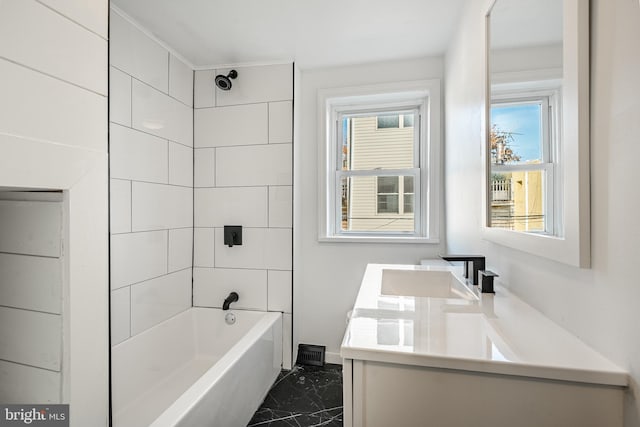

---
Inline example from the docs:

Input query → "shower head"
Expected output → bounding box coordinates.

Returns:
[215,70,238,91]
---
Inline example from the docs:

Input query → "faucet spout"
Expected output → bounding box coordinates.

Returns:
[439,254,486,287]
[222,292,239,310]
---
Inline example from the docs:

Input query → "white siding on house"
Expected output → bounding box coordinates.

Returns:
[346,115,415,231]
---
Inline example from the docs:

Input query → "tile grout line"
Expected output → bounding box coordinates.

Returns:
[0,55,106,98]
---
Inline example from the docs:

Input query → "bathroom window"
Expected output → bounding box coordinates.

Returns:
[318,80,441,242]
[490,90,560,235]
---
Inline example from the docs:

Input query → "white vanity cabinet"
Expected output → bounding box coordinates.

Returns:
[341,264,627,427]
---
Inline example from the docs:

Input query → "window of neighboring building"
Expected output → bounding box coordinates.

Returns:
[376,114,400,129]
[318,80,441,242]
[490,90,560,235]
[376,114,414,129]
[376,176,414,215]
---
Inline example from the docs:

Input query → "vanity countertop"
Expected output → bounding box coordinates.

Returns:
[340,262,628,387]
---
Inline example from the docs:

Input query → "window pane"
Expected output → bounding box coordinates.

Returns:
[378,176,399,194]
[340,175,414,232]
[403,114,414,128]
[403,176,414,193]
[342,113,415,171]
[490,103,542,164]
[377,195,399,213]
[489,171,545,232]
[377,115,399,128]
[404,194,414,214]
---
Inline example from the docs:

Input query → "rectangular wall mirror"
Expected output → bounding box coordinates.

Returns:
[483,0,591,268]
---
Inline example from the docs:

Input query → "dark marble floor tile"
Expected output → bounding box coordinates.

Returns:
[248,364,343,427]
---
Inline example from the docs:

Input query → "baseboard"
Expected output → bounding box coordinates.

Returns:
[325,351,343,365]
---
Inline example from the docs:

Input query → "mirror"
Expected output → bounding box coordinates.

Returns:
[484,0,590,267]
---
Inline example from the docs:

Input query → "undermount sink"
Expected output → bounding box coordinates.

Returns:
[380,268,477,300]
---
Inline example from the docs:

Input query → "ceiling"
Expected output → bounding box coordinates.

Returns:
[111,0,468,69]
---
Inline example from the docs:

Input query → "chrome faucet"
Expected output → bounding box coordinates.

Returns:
[223,292,239,310]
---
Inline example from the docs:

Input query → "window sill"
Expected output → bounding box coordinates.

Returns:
[481,226,588,268]
[318,235,440,244]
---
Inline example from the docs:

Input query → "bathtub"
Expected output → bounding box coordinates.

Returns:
[111,308,283,427]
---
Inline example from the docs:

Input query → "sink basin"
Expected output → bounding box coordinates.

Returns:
[380,269,477,300]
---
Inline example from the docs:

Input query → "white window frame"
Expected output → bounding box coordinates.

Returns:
[317,80,441,243]
[490,88,562,235]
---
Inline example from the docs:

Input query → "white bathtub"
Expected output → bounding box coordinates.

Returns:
[111,308,282,427]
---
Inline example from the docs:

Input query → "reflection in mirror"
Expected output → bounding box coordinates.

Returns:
[488,0,563,234]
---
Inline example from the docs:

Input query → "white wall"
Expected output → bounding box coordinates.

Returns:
[295,58,445,363]
[0,0,109,424]
[444,0,640,425]
[192,63,294,368]
[109,8,194,346]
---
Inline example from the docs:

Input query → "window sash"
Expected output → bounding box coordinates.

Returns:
[335,168,421,236]
[491,97,550,164]
[337,107,420,171]
[491,163,554,235]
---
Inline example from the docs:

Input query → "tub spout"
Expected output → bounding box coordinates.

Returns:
[223,292,239,310]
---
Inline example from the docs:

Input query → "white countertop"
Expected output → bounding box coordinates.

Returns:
[340,262,628,387]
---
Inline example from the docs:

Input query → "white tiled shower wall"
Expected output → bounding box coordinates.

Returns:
[109,9,194,345]
[193,64,294,368]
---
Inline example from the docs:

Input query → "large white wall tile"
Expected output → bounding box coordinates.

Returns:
[110,179,131,234]
[194,103,268,148]
[216,144,292,187]
[169,142,193,187]
[0,59,106,152]
[0,253,61,314]
[0,200,62,257]
[39,0,108,38]
[168,228,193,272]
[130,269,191,335]
[269,101,293,144]
[214,228,266,269]
[110,124,168,183]
[132,80,193,147]
[0,360,61,404]
[214,228,292,270]
[268,270,292,313]
[110,67,131,126]
[194,148,215,187]
[0,133,103,190]
[131,182,193,231]
[216,64,293,106]
[111,287,130,346]
[269,186,293,228]
[193,268,267,310]
[0,0,107,94]
[169,54,193,107]
[194,70,215,108]
[110,10,168,92]
[194,187,268,228]
[265,228,293,270]
[194,228,215,267]
[110,231,167,289]
[0,307,61,371]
